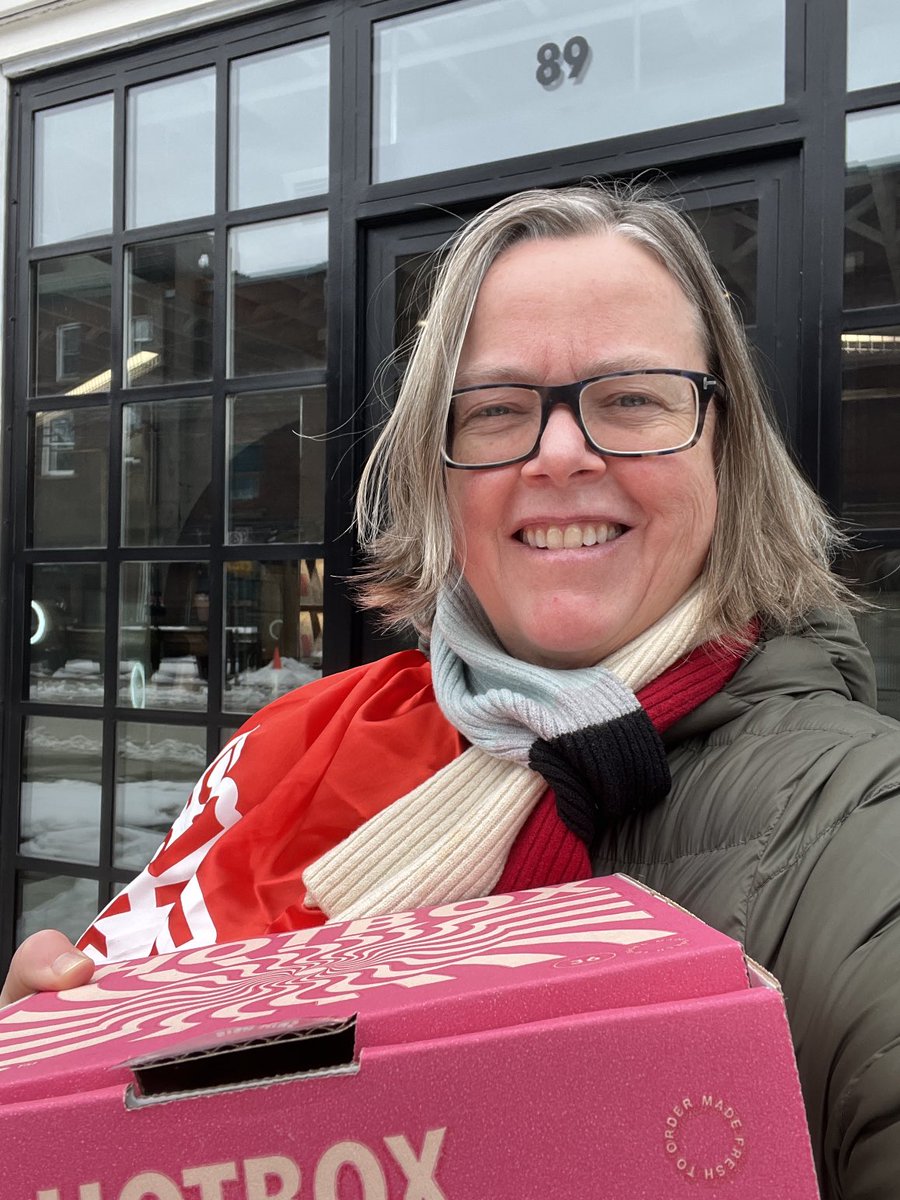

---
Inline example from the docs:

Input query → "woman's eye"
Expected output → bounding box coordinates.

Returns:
[458,398,528,424]
[613,392,656,408]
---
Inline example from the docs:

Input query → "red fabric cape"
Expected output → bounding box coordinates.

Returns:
[81,652,463,960]
[80,637,751,963]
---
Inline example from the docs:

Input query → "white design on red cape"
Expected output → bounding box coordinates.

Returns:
[83,727,258,964]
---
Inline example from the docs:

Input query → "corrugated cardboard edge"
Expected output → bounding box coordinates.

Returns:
[124,1060,360,1110]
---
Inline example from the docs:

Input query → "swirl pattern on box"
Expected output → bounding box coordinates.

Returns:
[0,879,679,1071]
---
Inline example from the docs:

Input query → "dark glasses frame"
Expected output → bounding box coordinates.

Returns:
[443,368,727,470]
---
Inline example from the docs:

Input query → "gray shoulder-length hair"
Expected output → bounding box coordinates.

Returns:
[355,182,853,642]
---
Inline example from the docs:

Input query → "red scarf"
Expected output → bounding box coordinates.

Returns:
[79,634,753,964]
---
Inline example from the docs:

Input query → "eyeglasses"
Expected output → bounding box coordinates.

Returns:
[443,368,726,470]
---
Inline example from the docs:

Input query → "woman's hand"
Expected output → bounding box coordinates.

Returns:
[0,929,94,1007]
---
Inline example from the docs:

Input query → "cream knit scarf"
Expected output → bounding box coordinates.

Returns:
[303,582,704,920]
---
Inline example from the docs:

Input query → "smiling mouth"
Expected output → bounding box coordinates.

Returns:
[517,522,626,549]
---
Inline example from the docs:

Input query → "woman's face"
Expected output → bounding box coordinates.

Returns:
[445,232,718,668]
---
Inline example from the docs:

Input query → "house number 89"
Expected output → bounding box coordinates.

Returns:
[536,36,590,86]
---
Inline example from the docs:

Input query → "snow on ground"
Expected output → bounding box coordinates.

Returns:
[20,779,194,868]
[30,660,104,705]
[115,779,193,868]
[18,773,197,941]
[117,734,207,768]
[223,656,321,712]
[30,655,320,712]
[17,875,100,945]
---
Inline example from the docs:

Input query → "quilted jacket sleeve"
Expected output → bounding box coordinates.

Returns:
[753,773,900,1200]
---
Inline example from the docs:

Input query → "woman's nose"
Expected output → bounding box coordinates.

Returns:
[520,404,607,480]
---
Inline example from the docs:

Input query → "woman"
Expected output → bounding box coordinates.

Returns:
[4,185,898,1198]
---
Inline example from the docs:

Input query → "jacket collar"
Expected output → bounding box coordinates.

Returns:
[662,609,877,744]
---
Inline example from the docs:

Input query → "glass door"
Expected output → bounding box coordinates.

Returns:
[360,158,802,659]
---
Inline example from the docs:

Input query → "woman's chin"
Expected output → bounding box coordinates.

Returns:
[498,626,618,670]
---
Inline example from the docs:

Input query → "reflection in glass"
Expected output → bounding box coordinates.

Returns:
[32,407,109,548]
[126,234,214,385]
[122,398,212,546]
[115,722,207,869]
[230,39,329,209]
[845,107,900,309]
[17,872,99,944]
[33,252,112,397]
[220,726,241,751]
[19,716,103,865]
[365,251,439,424]
[394,252,435,354]
[694,201,759,326]
[224,558,324,712]
[228,214,327,375]
[841,327,900,527]
[127,70,215,228]
[29,563,106,705]
[838,547,900,721]
[373,0,785,182]
[227,389,326,544]
[34,95,114,246]
[119,560,210,711]
[847,0,900,91]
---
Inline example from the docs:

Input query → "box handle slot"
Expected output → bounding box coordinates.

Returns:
[126,1017,357,1107]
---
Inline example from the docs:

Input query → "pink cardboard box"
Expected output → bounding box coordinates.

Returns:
[0,875,818,1199]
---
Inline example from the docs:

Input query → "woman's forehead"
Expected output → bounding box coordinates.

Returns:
[457,233,707,380]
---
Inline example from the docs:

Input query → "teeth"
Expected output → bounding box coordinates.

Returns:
[521,522,623,549]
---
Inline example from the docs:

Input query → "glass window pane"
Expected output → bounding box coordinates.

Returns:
[845,107,900,309]
[230,38,329,209]
[119,560,210,711]
[227,388,326,544]
[32,407,109,548]
[19,716,103,865]
[841,328,900,527]
[33,251,112,397]
[29,563,106,705]
[394,252,436,356]
[115,722,208,870]
[122,398,213,546]
[126,234,214,385]
[224,558,324,713]
[694,200,759,326]
[17,872,99,944]
[127,70,215,228]
[373,0,786,182]
[848,0,900,91]
[33,95,113,246]
[228,214,327,375]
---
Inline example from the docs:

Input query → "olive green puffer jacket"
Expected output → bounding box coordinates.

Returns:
[592,610,900,1200]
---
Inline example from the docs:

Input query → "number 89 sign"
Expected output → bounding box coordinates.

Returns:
[536,36,591,87]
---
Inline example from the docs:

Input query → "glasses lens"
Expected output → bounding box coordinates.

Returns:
[447,387,541,465]
[580,373,699,453]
